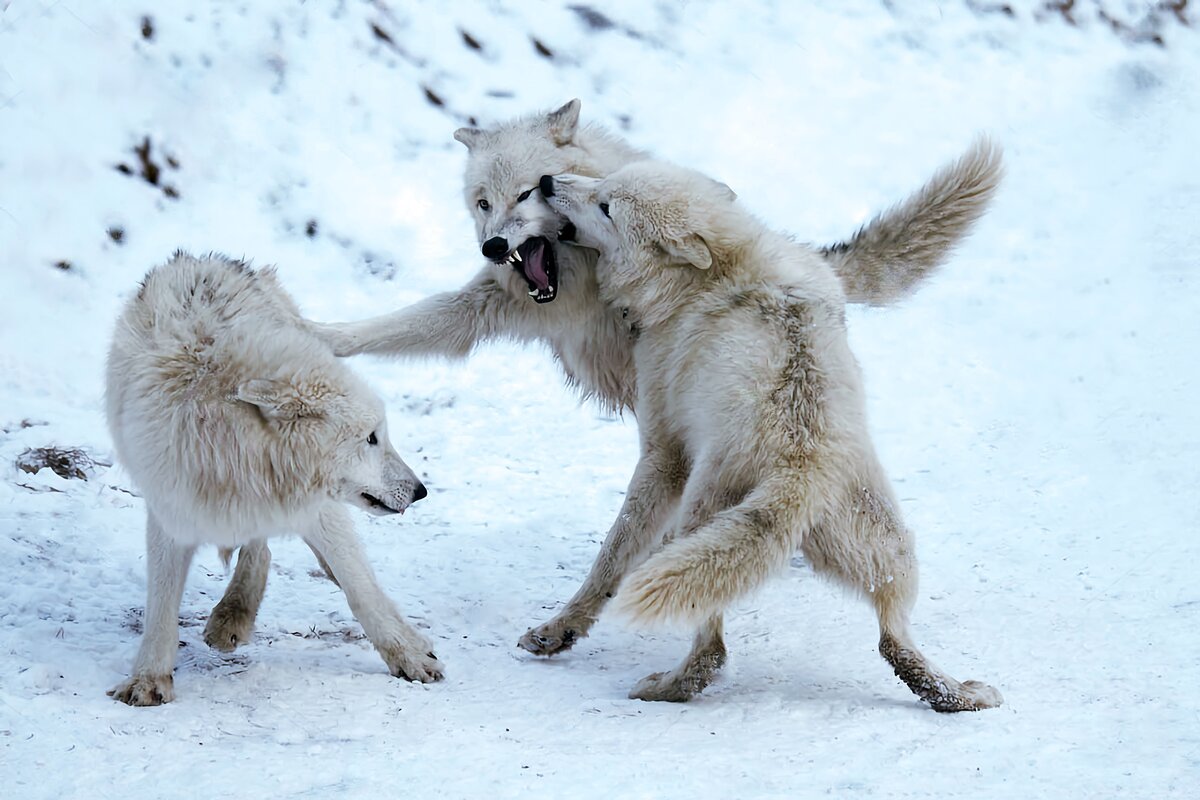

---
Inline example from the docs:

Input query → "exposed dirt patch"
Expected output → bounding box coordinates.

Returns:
[114,136,181,199]
[15,446,108,480]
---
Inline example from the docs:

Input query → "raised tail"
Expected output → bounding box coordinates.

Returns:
[824,137,1004,306]
[612,474,815,629]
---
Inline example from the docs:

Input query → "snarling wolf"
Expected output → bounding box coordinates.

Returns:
[306,99,1005,661]
[106,252,441,706]
[539,152,1003,709]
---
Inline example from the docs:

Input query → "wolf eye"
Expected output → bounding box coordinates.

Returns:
[517,188,533,202]
[599,202,611,218]
[477,198,491,212]
[367,432,379,446]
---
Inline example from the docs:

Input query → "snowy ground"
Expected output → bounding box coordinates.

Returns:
[1,1,1198,797]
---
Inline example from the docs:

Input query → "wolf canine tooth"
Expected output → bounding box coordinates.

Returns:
[513,251,523,262]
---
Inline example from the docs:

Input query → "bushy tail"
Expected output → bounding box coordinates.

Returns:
[824,137,1004,306]
[612,475,815,629]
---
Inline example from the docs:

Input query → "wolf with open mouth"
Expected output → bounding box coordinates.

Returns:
[482,217,563,304]
[303,99,1004,660]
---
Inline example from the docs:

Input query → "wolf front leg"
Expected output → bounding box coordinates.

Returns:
[307,269,533,358]
[304,503,443,683]
[110,511,196,706]
[518,438,688,656]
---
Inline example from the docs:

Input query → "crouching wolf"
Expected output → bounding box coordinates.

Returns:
[306,100,1007,662]
[540,147,1003,711]
[106,252,441,706]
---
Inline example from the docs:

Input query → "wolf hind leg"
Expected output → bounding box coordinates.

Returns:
[629,614,726,702]
[803,477,1002,712]
[204,539,271,652]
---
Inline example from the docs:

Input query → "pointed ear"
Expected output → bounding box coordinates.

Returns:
[662,233,713,270]
[547,99,581,146]
[236,379,324,421]
[711,180,736,202]
[453,127,484,149]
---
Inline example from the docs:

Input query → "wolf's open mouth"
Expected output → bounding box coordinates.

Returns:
[360,492,402,515]
[501,236,558,303]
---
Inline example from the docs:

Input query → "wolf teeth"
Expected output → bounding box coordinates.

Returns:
[512,251,523,262]
[528,289,539,297]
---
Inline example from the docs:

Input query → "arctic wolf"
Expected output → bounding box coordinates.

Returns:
[308,99,1006,660]
[106,252,441,706]
[540,150,1003,710]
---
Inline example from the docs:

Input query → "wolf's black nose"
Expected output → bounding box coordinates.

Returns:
[538,175,555,198]
[412,482,428,503]
[481,237,509,260]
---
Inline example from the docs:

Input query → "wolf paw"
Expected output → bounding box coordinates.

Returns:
[203,602,255,652]
[628,670,701,703]
[108,673,175,706]
[930,679,1004,713]
[517,618,584,656]
[379,641,444,683]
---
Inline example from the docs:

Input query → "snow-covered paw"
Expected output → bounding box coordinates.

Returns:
[517,618,583,656]
[203,601,255,652]
[930,679,1004,713]
[628,670,703,703]
[379,641,444,683]
[108,673,175,706]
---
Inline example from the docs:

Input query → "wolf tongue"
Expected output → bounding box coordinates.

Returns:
[523,240,550,291]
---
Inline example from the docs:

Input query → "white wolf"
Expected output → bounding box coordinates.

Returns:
[539,150,1003,710]
[106,252,442,706]
[295,99,1004,661]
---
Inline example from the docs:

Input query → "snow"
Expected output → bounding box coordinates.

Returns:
[1,0,1197,797]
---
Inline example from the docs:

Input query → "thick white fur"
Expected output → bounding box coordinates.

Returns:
[106,253,441,706]
[543,155,1003,710]
[309,101,1006,661]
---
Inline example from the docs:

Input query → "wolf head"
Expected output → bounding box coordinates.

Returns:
[454,99,645,304]
[235,370,427,517]
[540,161,738,317]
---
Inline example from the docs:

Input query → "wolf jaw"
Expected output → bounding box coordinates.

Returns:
[493,235,560,303]
[358,491,403,515]
[489,221,580,303]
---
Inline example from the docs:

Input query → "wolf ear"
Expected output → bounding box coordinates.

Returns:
[547,99,581,146]
[661,233,713,270]
[711,180,736,202]
[453,127,484,149]
[236,379,325,421]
